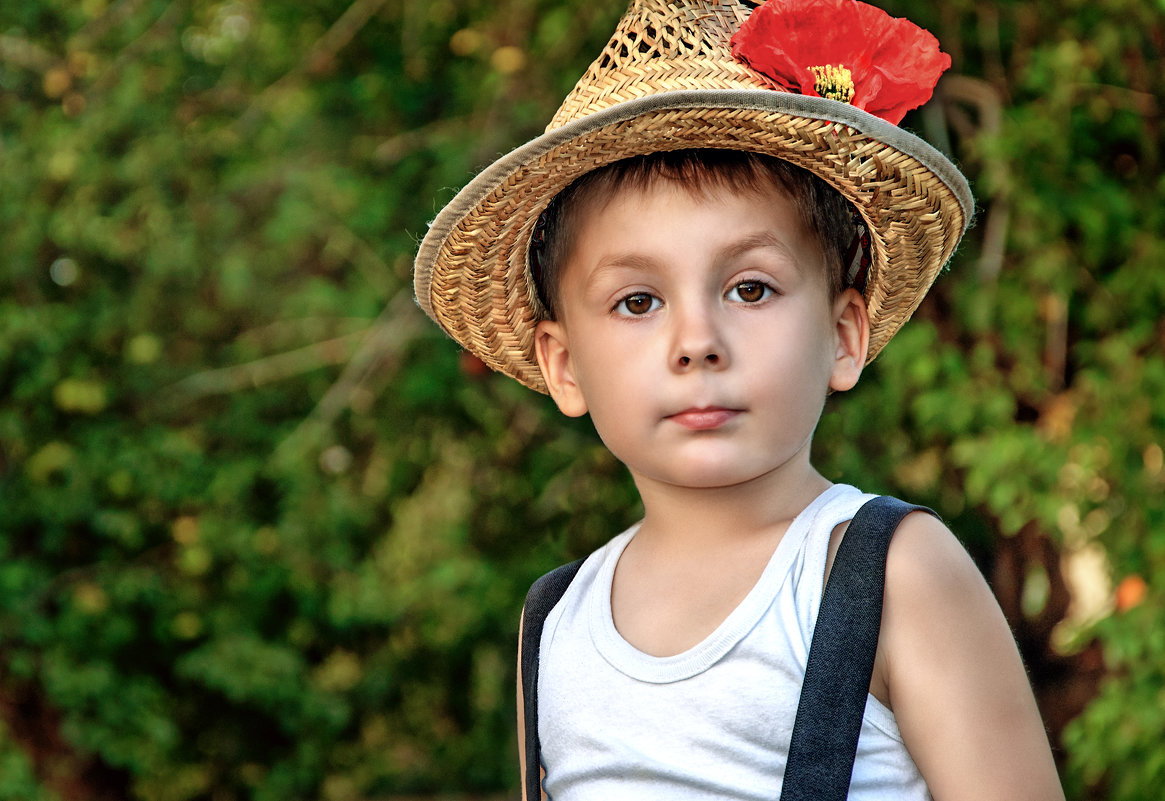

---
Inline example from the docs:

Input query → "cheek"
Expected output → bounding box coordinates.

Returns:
[748,320,835,394]
[571,326,656,389]
[580,390,645,468]
[575,360,646,415]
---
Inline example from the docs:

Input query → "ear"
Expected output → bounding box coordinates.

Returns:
[829,288,870,393]
[534,319,589,417]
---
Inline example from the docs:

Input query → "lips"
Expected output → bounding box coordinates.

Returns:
[666,407,742,430]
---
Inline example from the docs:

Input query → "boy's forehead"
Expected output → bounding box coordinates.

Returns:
[573,175,809,242]
[563,179,825,280]
[586,163,797,206]
[579,171,800,224]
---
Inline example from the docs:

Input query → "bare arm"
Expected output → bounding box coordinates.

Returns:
[517,608,529,801]
[516,609,547,801]
[879,513,1064,801]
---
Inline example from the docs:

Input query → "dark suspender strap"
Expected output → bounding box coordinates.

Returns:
[780,496,936,801]
[521,558,585,801]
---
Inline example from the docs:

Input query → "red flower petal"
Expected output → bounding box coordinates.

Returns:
[730,0,951,125]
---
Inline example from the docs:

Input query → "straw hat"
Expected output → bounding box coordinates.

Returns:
[414,0,974,393]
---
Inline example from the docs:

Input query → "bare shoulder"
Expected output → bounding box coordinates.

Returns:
[883,511,990,610]
[878,512,1064,801]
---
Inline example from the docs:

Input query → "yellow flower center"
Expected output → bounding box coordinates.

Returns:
[810,64,855,104]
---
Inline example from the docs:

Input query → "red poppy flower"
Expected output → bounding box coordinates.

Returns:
[730,0,951,125]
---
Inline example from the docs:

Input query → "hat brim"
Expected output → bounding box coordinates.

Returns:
[415,89,973,393]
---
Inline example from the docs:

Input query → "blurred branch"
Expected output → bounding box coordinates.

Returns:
[975,197,1011,285]
[975,4,1007,96]
[234,0,389,131]
[339,223,400,299]
[274,289,426,460]
[1043,294,1069,393]
[372,118,468,166]
[940,74,1008,283]
[89,0,185,94]
[160,329,371,402]
[233,317,378,351]
[941,75,1003,158]
[0,34,57,73]
[301,0,389,71]
[1071,83,1158,116]
[70,0,152,50]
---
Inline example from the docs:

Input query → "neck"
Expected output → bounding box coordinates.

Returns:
[630,464,833,555]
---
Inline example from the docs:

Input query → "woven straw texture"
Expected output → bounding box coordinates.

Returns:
[547,0,774,128]
[415,0,971,393]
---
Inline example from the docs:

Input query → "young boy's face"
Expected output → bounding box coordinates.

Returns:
[534,178,868,493]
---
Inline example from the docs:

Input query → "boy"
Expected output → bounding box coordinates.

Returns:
[414,0,1064,798]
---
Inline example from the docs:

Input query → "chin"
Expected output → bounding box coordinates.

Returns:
[641,459,768,491]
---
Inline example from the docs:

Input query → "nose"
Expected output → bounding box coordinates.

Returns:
[670,303,729,372]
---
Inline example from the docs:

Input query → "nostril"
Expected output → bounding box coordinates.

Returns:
[679,356,691,366]
[706,353,719,364]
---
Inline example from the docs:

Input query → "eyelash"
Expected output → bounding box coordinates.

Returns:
[614,292,661,316]
[726,280,775,303]
[612,280,776,316]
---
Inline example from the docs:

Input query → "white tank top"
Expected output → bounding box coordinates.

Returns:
[537,483,932,800]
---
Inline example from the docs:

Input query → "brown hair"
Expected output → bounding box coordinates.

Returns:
[531,149,858,319]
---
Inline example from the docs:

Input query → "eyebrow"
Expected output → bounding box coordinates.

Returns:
[587,253,663,282]
[581,229,804,295]
[595,231,796,271]
[717,230,800,267]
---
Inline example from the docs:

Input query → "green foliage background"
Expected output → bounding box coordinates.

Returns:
[0,0,1161,799]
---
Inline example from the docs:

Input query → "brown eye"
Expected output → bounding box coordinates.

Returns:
[617,293,660,316]
[731,281,770,303]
